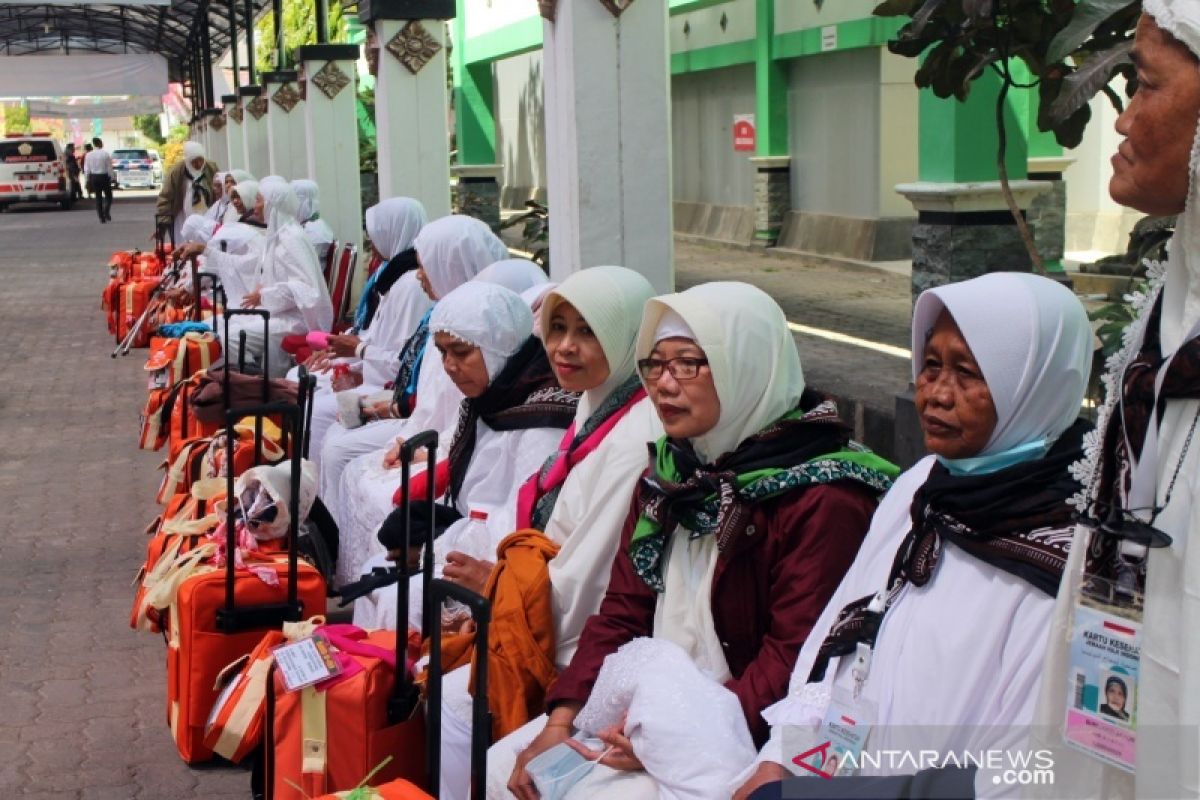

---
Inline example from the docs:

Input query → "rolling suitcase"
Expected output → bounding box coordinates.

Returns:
[152,400,326,763]
[262,431,440,798]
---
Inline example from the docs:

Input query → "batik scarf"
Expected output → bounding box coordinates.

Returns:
[629,396,899,591]
[390,307,433,414]
[445,336,579,507]
[516,375,647,531]
[808,418,1090,682]
[355,248,420,330]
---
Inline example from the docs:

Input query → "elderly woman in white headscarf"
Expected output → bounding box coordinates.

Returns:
[496,282,895,800]
[204,171,229,223]
[291,179,335,251]
[222,170,254,223]
[290,197,432,467]
[157,141,216,244]
[178,180,332,377]
[318,215,508,528]
[1027,5,1200,799]
[734,273,1093,800]
[426,266,658,800]
[344,280,576,619]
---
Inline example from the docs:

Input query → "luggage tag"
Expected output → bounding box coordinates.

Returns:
[273,635,341,693]
[1062,568,1143,773]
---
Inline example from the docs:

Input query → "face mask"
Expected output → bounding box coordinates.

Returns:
[526,737,612,800]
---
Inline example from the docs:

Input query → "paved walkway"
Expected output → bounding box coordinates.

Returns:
[0,197,249,798]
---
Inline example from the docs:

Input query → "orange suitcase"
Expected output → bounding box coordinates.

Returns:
[153,402,326,764]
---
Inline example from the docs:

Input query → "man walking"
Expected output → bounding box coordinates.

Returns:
[83,137,115,223]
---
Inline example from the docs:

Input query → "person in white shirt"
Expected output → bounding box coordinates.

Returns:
[82,137,115,223]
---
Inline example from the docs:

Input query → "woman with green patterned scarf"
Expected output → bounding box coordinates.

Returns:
[497,281,898,800]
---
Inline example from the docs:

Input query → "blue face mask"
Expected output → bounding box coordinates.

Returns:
[526,737,611,800]
[937,438,1049,477]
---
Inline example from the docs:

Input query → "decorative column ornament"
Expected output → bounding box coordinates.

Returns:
[312,61,351,99]
[228,104,244,124]
[210,112,226,131]
[598,0,635,16]
[272,82,301,113]
[386,20,441,74]
[539,0,557,21]
[246,95,268,120]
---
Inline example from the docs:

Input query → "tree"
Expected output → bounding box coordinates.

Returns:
[134,114,166,145]
[875,0,1141,271]
[3,104,30,134]
[254,1,348,74]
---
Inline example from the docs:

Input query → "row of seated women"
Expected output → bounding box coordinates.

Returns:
[179,191,1096,799]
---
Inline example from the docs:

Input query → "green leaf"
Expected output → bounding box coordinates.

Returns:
[1046,0,1137,63]
[1047,40,1133,125]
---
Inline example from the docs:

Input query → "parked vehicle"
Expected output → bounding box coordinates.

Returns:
[0,133,73,211]
[113,148,160,189]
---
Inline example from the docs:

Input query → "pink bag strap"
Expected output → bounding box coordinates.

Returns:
[312,624,406,691]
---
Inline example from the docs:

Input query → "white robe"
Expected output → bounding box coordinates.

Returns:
[302,217,335,252]
[747,457,1058,798]
[205,227,332,377]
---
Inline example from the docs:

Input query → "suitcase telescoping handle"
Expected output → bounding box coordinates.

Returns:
[387,429,439,726]
[297,366,318,459]
[216,400,304,634]
[223,307,271,384]
[192,268,223,326]
[155,214,175,268]
[428,579,492,800]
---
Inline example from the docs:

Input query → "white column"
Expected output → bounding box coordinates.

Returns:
[542,0,674,293]
[263,71,309,181]
[222,94,246,172]
[204,110,230,172]
[240,85,271,178]
[297,44,363,256]
[372,18,452,217]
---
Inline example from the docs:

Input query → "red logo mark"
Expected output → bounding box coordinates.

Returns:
[792,740,835,779]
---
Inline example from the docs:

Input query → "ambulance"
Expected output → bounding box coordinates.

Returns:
[0,133,73,212]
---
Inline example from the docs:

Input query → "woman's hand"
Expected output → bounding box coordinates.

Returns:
[326,333,361,358]
[241,289,262,308]
[331,369,363,392]
[442,552,494,595]
[365,399,394,422]
[566,714,644,772]
[732,760,787,800]
[304,348,333,373]
[174,242,205,259]
[381,437,406,469]
[508,706,581,800]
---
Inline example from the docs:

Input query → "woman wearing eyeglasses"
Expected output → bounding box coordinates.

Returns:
[496,281,896,800]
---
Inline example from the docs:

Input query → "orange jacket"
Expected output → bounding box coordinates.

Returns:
[436,530,560,740]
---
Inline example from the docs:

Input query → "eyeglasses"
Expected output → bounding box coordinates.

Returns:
[637,356,710,381]
[1076,505,1174,549]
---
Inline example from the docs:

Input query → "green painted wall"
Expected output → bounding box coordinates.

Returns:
[918,69,1027,183]
[454,1,497,165]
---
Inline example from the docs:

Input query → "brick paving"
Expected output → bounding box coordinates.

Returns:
[0,197,250,799]
[0,196,914,799]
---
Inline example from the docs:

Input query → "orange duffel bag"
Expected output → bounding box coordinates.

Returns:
[147,404,326,764]
[116,276,162,347]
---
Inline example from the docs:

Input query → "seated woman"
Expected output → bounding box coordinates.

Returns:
[221,170,255,224]
[318,215,509,527]
[735,272,1093,799]
[291,179,335,252]
[429,265,660,800]
[177,181,332,377]
[290,197,432,466]
[495,281,897,799]
[345,279,576,611]
[203,172,228,223]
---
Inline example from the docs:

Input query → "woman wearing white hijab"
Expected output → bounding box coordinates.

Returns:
[1030,5,1200,799]
[291,179,335,251]
[736,273,1093,800]
[178,181,332,376]
[344,280,575,619]
[498,282,895,800]
[319,215,509,530]
[291,197,432,468]
[473,259,549,296]
[204,171,229,223]
[157,140,216,244]
[222,170,254,224]
[429,266,659,800]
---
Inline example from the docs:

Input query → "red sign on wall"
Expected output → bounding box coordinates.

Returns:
[733,114,756,152]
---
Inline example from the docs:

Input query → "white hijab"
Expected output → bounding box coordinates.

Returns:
[636,281,805,463]
[911,272,1093,455]
[180,214,217,245]
[541,266,656,420]
[364,197,427,260]
[473,258,548,295]
[259,179,302,243]
[429,281,533,380]
[183,141,205,179]
[229,169,254,183]
[232,180,259,218]
[413,215,509,300]
[291,179,321,223]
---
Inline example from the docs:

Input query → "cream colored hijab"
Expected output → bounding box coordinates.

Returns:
[636,281,805,462]
[540,266,656,421]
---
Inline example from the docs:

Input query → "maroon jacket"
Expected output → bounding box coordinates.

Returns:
[546,479,878,745]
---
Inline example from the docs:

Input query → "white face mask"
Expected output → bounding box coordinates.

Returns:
[525,737,613,800]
